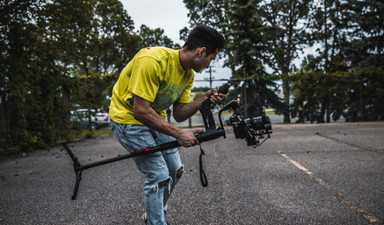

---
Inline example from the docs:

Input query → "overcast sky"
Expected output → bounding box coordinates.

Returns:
[120,0,189,45]
[120,0,232,88]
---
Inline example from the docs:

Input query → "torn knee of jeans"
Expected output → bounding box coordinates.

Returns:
[176,167,184,179]
[158,178,170,188]
[149,177,172,193]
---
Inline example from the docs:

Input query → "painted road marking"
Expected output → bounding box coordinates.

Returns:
[278,151,380,224]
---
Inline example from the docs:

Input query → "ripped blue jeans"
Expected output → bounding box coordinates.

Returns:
[111,121,183,225]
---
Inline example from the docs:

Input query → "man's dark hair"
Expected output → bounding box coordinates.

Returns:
[183,25,225,55]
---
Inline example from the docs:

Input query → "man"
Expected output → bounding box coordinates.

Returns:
[109,25,225,225]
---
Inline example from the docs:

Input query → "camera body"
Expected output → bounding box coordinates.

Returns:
[219,100,272,147]
[230,115,272,139]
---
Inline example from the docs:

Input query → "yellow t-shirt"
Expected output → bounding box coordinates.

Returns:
[109,47,194,125]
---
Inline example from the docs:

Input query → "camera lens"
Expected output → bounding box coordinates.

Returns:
[249,116,272,130]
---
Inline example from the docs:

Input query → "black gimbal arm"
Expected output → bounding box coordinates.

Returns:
[200,83,230,131]
[62,129,225,200]
[63,84,229,200]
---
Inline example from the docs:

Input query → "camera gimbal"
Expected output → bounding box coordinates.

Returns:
[63,83,272,200]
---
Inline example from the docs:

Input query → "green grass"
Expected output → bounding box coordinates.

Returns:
[78,128,114,139]
[0,127,114,158]
[264,108,276,115]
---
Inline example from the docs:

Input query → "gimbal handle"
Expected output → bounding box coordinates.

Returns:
[122,128,225,157]
[200,83,230,130]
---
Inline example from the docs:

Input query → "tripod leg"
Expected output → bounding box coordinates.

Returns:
[72,170,82,200]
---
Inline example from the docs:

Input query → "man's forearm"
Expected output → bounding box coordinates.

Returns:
[133,95,202,148]
[133,96,182,139]
[173,94,209,122]
[134,105,181,139]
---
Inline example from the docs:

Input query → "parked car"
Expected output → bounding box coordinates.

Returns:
[71,109,110,130]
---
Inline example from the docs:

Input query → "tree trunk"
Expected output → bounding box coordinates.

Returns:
[319,99,325,123]
[61,83,71,129]
[282,74,291,123]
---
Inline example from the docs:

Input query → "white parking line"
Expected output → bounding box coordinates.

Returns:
[277,151,380,224]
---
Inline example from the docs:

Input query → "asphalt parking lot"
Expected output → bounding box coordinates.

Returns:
[1,122,383,225]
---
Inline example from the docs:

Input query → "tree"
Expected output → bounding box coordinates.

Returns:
[226,0,268,116]
[183,0,285,117]
[138,25,179,49]
[0,0,75,150]
[0,0,192,152]
[291,68,384,123]
[262,0,311,123]
[1,1,44,150]
[304,0,384,121]
[92,0,139,75]
[39,0,98,132]
[182,0,233,70]
[344,0,384,68]
[305,0,352,122]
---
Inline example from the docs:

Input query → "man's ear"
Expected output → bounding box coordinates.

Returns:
[197,47,207,58]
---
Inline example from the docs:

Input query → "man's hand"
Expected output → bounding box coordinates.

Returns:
[176,129,203,148]
[207,88,226,104]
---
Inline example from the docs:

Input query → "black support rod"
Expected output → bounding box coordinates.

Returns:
[63,128,225,200]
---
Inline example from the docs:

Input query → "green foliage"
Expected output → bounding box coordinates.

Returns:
[183,0,383,123]
[1,0,383,153]
[0,0,61,152]
[291,68,384,123]
[182,0,233,66]
[262,0,311,123]
[0,0,179,153]
[191,86,210,92]
[139,25,180,49]
[183,0,287,117]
